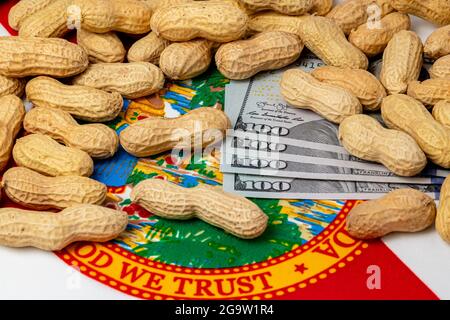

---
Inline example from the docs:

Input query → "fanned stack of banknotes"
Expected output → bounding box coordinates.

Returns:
[220,52,444,200]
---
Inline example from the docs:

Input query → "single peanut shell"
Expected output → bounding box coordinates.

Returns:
[131,179,268,239]
[13,133,94,177]
[127,32,171,64]
[280,69,362,124]
[432,101,450,128]
[239,0,313,15]
[346,189,436,239]
[380,30,423,94]
[247,11,308,36]
[338,114,427,176]
[72,0,152,34]
[407,79,450,106]
[216,31,303,80]
[2,167,107,210]
[429,55,450,79]
[437,175,450,243]
[26,76,123,122]
[150,2,248,42]
[349,12,411,57]
[326,0,394,35]
[24,107,119,159]
[381,94,450,168]
[77,29,126,63]
[0,37,88,78]
[19,0,70,38]
[72,62,165,99]
[424,25,450,60]
[8,0,55,30]
[0,76,25,97]
[0,95,26,171]
[311,66,387,111]
[310,0,333,15]
[391,0,450,26]
[160,39,213,80]
[0,205,128,251]
[120,107,230,157]
[298,16,368,70]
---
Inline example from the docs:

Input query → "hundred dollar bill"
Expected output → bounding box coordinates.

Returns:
[222,173,441,200]
[221,130,448,183]
[221,55,447,183]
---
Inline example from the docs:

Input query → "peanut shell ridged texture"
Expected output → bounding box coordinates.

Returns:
[72,62,165,99]
[8,0,55,30]
[24,107,119,159]
[310,0,333,15]
[150,2,248,42]
[0,95,25,138]
[0,37,89,78]
[424,25,450,60]
[215,31,303,80]
[0,125,12,172]
[13,133,94,177]
[429,55,450,79]
[432,101,450,128]
[0,75,25,97]
[26,76,123,122]
[407,79,450,106]
[131,179,268,239]
[72,0,152,34]
[380,30,423,94]
[222,0,257,15]
[0,95,26,171]
[120,107,231,157]
[137,0,159,10]
[437,176,450,242]
[280,69,362,124]
[298,16,368,70]
[127,32,170,64]
[376,0,396,15]
[326,0,394,35]
[138,0,192,11]
[77,29,126,63]
[338,114,427,176]
[159,39,212,80]
[346,189,436,239]
[311,66,387,111]
[0,205,128,251]
[247,11,308,36]
[391,0,450,26]
[381,94,450,168]
[136,0,168,10]
[19,0,70,38]
[239,0,313,15]
[349,12,411,57]
[2,167,107,210]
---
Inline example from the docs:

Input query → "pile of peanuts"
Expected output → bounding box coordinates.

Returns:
[0,0,448,250]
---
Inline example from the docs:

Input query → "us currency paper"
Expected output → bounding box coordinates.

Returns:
[221,54,447,184]
[221,131,447,183]
[222,173,441,200]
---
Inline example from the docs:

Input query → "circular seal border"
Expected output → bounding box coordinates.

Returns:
[56,200,367,299]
